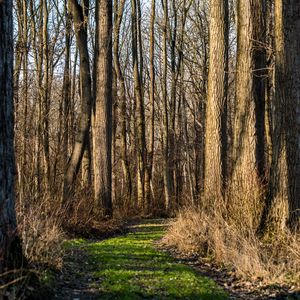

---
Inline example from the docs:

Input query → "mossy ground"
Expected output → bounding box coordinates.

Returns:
[67,219,229,299]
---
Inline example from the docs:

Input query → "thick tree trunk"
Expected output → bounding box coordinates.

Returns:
[0,0,23,269]
[262,0,300,232]
[231,0,266,225]
[93,0,113,217]
[204,0,229,202]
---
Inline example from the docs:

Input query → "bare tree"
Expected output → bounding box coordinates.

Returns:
[131,0,147,210]
[63,0,92,202]
[162,0,174,212]
[114,0,132,205]
[145,0,156,211]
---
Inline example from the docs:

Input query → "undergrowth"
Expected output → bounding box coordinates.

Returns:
[3,194,128,299]
[17,200,65,269]
[162,207,300,285]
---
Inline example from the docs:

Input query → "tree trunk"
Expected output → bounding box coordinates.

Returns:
[41,0,51,190]
[62,0,72,170]
[162,0,174,213]
[204,0,229,202]
[231,0,266,226]
[145,0,156,212]
[93,0,113,217]
[113,0,132,206]
[195,36,208,200]
[0,0,23,269]
[131,0,147,210]
[63,0,92,203]
[264,0,274,174]
[82,138,92,186]
[262,0,300,232]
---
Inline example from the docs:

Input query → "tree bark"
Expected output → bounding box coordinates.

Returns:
[62,0,72,170]
[145,0,156,212]
[0,0,23,269]
[131,0,147,210]
[231,0,266,222]
[162,0,174,213]
[262,0,300,232]
[93,0,113,217]
[63,0,92,203]
[204,0,229,202]
[41,0,51,190]
[113,0,132,206]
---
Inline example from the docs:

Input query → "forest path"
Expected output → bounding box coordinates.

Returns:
[53,219,229,300]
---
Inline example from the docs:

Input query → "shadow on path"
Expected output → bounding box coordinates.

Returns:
[54,219,228,300]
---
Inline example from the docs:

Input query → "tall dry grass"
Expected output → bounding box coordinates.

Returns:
[162,207,300,284]
[17,199,65,268]
[16,188,128,268]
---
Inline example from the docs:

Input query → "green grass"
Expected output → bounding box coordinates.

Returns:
[70,219,229,299]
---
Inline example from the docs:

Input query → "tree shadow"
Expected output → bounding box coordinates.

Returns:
[81,222,228,300]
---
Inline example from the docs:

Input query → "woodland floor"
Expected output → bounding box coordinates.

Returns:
[52,219,300,300]
[53,219,228,300]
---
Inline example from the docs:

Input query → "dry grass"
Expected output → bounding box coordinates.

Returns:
[0,201,65,299]
[16,188,129,268]
[162,207,300,285]
[17,200,65,269]
[8,191,128,298]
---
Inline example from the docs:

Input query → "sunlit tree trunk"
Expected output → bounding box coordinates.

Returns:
[231,0,266,223]
[82,139,92,186]
[93,0,113,217]
[63,0,92,202]
[145,0,156,212]
[131,0,147,210]
[31,0,43,199]
[264,0,274,174]
[178,0,193,205]
[162,0,174,212]
[114,0,132,206]
[204,0,229,202]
